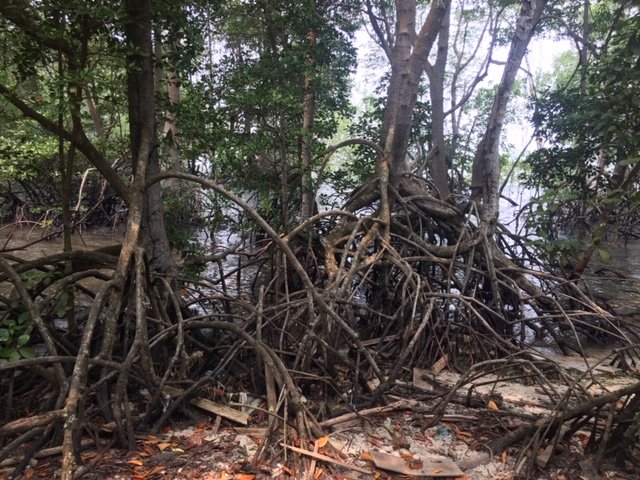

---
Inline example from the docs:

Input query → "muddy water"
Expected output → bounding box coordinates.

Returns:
[585,240,640,319]
[500,184,640,320]
[0,226,124,297]
[0,226,123,260]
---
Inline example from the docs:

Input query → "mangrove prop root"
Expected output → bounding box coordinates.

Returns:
[1,174,639,477]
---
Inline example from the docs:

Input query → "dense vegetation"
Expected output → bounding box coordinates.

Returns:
[0,1,639,478]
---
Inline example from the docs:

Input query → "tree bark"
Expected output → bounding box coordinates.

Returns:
[425,2,451,199]
[377,0,450,188]
[124,0,172,273]
[160,33,182,189]
[300,8,316,222]
[470,0,548,226]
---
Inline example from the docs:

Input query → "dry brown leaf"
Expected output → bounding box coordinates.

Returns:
[313,467,324,479]
[144,465,166,477]
[432,467,444,474]
[317,436,330,448]
[368,435,383,447]
[501,450,508,464]
[280,464,295,476]
[128,459,144,466]
[400,451,413,459]
[235,474,255,480]
[157,442,172,451]
[454,426,472,438]
[139,445,155,457]
[408,459,423,470]
[195,421,208,431]
[360,451,374,462]
[487,400,499,411]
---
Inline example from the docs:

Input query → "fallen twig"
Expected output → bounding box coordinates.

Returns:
[280,442,372,475]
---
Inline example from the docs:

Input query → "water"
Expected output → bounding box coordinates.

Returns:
[584,241,640,318]
[499,184,640,319]
[0,226,123,259]
[2,186,639,320]
[0,227,123,295]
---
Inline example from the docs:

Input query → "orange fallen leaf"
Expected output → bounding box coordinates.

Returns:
[157,442,172,451]
[501,450,508,464]
[487,400,499,411]
[128,459,144,466]
[235,474,255,480]
[454,426,472,438]
[144,465,166,477]
[432,467,443,474]
[317,436,330,448]
[313,467,324,479]
[196,421,208,431]
[140,445,155,457]
[400,451,413,459]
[360,451,374,462]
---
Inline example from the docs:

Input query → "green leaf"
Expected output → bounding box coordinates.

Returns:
[18,311,30,324]
[17,334,30,347]
[19,347,36,359]
[0,348,14,359]
[597,249,611,262]
[618,157,639,166]
[0,328,9,342]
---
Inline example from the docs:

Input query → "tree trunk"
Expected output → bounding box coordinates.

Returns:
[379,0,450,188]
[162,33,182,188]
[300,9,316,222]
[124,0,172,273]
[470,0,548,226]
[425,2,451,199]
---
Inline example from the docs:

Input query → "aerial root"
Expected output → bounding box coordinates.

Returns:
[1,177,639,477]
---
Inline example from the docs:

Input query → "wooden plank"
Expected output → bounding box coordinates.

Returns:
[281,443,372,475]
[370,450,463,477]
[189,397,249,425]
[163,385,250,425]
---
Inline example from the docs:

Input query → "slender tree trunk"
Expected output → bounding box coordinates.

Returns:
[160,33,182,188]
[124,0,172,273]
[380,0,450,188]
[426,2,451,199]
[84,90,104,138]
[300,4,316,222]
[165,65,181,178]
[470,0,548,226]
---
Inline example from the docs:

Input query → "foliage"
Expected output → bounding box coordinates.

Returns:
[177,0,359,229]
[524,3,640,248]
[0,312,35,362]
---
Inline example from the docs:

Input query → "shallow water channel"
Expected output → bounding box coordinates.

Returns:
[499,184,640,321]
